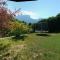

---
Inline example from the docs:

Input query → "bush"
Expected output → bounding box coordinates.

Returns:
[9,21,29,39]
[12,28,22,39]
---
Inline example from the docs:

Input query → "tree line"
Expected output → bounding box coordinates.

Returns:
[32,13,60,33]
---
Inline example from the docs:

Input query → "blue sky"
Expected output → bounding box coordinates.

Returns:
[7,0,60,19]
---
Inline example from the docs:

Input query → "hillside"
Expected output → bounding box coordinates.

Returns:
[16,15,38,23]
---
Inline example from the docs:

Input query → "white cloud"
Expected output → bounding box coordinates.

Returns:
[16,10,38,19]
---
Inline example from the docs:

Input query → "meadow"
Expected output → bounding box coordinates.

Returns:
[0,33,60,60]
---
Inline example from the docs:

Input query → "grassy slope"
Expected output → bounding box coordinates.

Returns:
[0,33,60,60]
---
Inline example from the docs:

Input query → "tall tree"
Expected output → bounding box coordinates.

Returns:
[0,7,13,36]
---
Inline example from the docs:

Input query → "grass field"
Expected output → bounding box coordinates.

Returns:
[0,33,60,60]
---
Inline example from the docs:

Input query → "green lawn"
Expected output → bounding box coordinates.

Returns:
[0,33,60,60]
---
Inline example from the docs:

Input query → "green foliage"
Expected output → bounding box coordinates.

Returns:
[12,28,22,39]
[34,13,60,33]
[9,21,30,39]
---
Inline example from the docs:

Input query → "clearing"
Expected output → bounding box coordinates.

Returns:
[0,33,60,60]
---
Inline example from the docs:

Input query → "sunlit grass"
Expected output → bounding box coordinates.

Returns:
[0,33,60,60]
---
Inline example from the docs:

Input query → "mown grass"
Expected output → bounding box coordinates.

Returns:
[0,33,60,60]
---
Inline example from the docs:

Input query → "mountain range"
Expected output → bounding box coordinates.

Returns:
[16,15,38,23]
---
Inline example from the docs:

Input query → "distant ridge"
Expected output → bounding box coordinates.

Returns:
[16,15,38,23]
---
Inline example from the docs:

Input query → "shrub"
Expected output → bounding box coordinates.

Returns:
[9,21,29,39]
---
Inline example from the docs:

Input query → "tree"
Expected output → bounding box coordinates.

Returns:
[37,13,60,33]
[0,7,13,37]
[9,21,29,38]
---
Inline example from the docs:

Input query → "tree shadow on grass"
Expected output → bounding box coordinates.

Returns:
[12,35,28,41]
[36,33,50,37]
